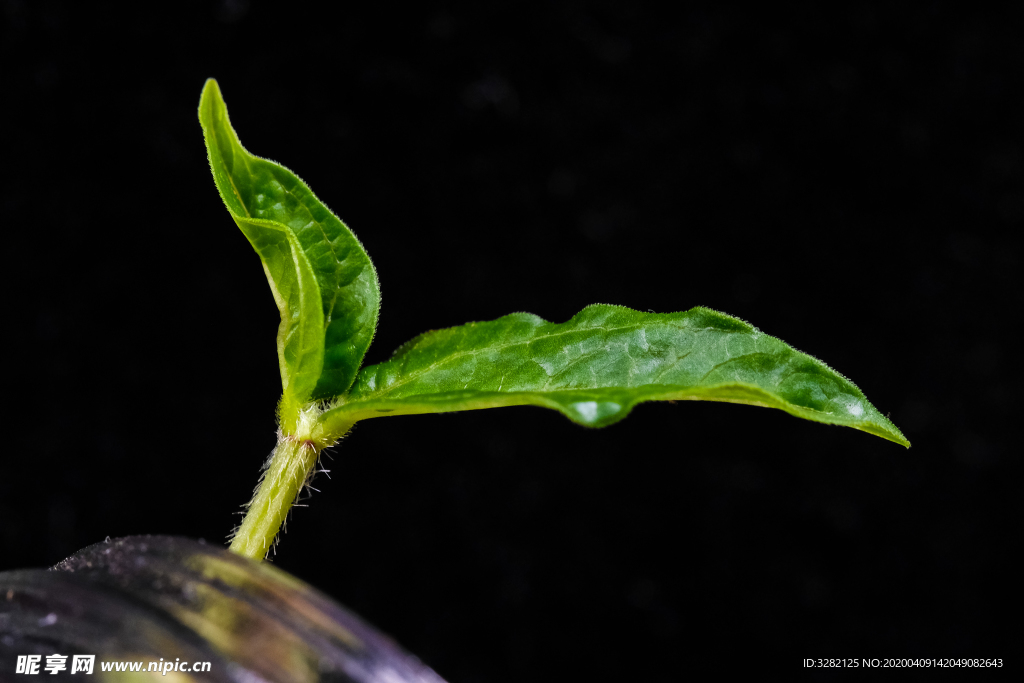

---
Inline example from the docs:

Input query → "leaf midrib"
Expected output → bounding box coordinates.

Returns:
[349,318,775,403]
[229,139,347,332]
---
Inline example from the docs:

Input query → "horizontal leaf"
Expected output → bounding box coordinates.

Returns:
[319,305,908,446]
[198,79,380,428]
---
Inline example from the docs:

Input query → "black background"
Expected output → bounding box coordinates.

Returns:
[2,1,1018,680]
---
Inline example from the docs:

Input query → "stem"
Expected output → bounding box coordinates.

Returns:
[229,412,355,560]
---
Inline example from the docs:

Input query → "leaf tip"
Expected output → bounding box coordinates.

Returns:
[199,78,225,122]
[200,77,221,101]
[863,417,911,448]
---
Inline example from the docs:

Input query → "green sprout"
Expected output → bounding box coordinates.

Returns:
[197,78,908,561]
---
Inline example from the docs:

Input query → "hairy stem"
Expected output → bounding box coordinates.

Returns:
[229,414,354,560]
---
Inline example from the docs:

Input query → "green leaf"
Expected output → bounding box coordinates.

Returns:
[319,304,908,447]
[198,79,380,429]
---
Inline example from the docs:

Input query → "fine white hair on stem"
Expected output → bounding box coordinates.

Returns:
[229,400,355,556]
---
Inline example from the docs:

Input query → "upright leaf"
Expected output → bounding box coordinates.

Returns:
[319,305,908,446]
[198,79,380,429]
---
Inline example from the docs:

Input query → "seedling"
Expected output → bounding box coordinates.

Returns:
[197,79,908,561]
